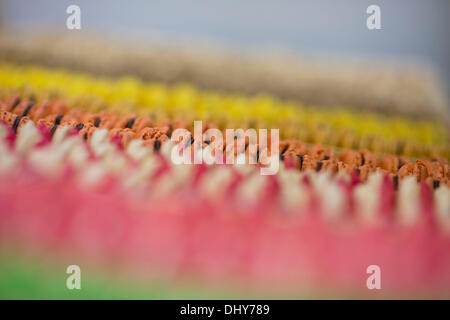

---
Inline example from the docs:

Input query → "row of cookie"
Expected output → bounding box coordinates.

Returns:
[1,98,449,187]
[1,118,449,228]
[0,63,448,158]
[1,119,450,298]
[0,33,447,122]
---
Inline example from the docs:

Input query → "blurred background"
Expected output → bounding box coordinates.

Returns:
[1,0,449,84]
[0,0,449,117]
